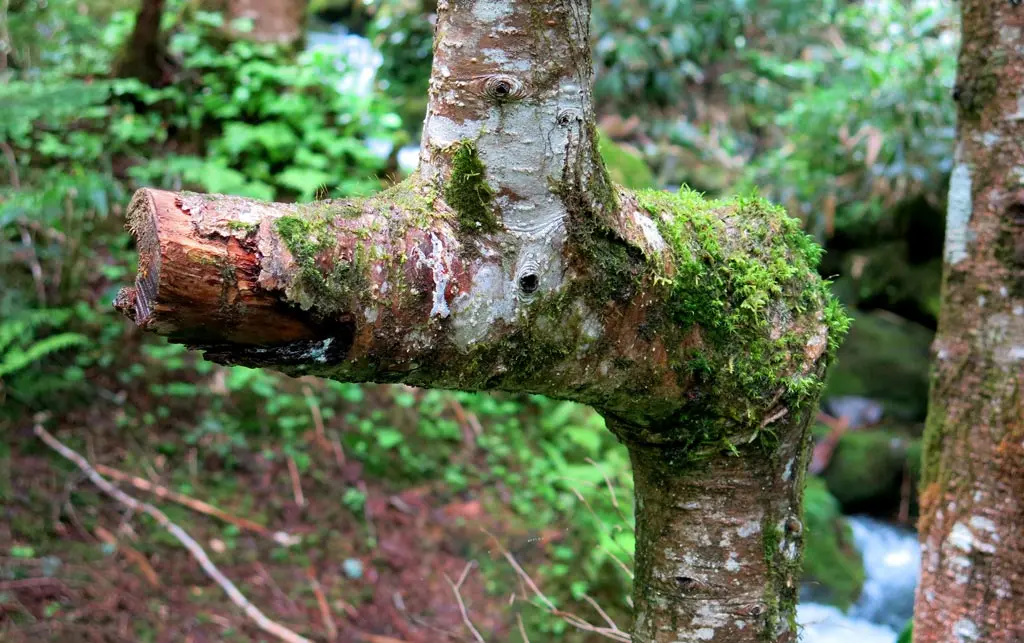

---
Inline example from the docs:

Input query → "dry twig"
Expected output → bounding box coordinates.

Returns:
[93,463,297,546]
[94,524,160,588]
[286,453,306,507]
[35,424,314,643]
[482,529,629,642]
[443,562,486,643]
[306,567,338,640]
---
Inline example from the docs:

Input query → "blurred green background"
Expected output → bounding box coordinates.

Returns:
[1,1,948,641]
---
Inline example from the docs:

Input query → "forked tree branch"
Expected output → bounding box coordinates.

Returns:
[115,1,848,640]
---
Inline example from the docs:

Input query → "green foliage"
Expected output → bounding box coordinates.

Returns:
[0,311,86,379]
[801,477,865,610]
[741,1,957,238]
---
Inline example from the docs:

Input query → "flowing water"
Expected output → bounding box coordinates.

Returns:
[799,517,920,642]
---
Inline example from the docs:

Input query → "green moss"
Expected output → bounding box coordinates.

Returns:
[275,208,368,313]
[822,429,920,509]
[225,220,257,234]
[801,477,865,610]
[634,187,849,439]
[597,134,657,190]
[444,140,498,233]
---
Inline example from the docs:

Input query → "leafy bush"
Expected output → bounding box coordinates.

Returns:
[741,0,957,238]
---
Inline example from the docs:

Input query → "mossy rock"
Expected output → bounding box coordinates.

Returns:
[821,428,921,514]
[824,310,933,422]
[801,477,865,611]
[598,134,657,190]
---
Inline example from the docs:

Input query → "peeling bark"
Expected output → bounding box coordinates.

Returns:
[115,2,849,640]
[912,2,1024,642]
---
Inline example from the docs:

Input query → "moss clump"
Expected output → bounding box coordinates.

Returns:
[597,134,656,190]
[444,141,498,233]
[801,477,865,610]
[226,220,258,234]
[635,187,849,439]
[275,209,367,313]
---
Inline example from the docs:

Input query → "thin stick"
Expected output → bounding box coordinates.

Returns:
[286,454,306,507]
[303,386,331,451]
[94,463,295,545]
[35,424,313,643]
[306,567,338,640]
[0,141,20,189]
[443,562,486,643]
[94,525,160,588]
[482,529,629,642]
[18,224,46,304]
[582,594,619,632]
[516,613,530,643]
[329,430,347,469]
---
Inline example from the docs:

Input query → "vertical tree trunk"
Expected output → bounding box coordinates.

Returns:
[115,2,847,640]
[220,0,307,45]
[912,2,1024,642]
[113,0,168,86]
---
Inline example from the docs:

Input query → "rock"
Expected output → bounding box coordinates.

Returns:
[824,310,933,422]
[802,477,865,611]
[821,428,921,514]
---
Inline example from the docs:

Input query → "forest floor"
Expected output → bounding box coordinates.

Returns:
[1,405,594,643]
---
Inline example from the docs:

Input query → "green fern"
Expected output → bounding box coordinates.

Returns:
[0,311,86,379]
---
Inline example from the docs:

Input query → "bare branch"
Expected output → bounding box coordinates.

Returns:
[94,462,297,546]
[444,562,486,643]
[482,530,629,642]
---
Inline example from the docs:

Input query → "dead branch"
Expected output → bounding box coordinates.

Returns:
[94,525,161,588]
[35,424,314,643]
[306,567,337,640]
[443,562,486,643]
[482,530,629,642]
[93,462,297,545]
[286,454,306,507]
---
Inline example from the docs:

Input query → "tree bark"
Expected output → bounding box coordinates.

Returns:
[113,0,169,86]
[218,0,307,45]
[115,1,848,640]
[912,3,1024,642]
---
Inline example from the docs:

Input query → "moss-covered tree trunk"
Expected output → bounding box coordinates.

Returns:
[115,2,847,640]
[912,2,1024,641]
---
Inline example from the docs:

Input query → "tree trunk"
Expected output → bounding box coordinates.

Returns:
[113,0,169,86]
[219,0,307,45]
[114,1,848,640]
[912,2,1024,642]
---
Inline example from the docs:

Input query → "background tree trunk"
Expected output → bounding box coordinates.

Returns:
[218,0,307,45]
[115,1,848,640]
[113,0,168,86]
[912,2,1024,641]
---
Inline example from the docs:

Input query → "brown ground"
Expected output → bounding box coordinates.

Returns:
[0,410,590,643]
